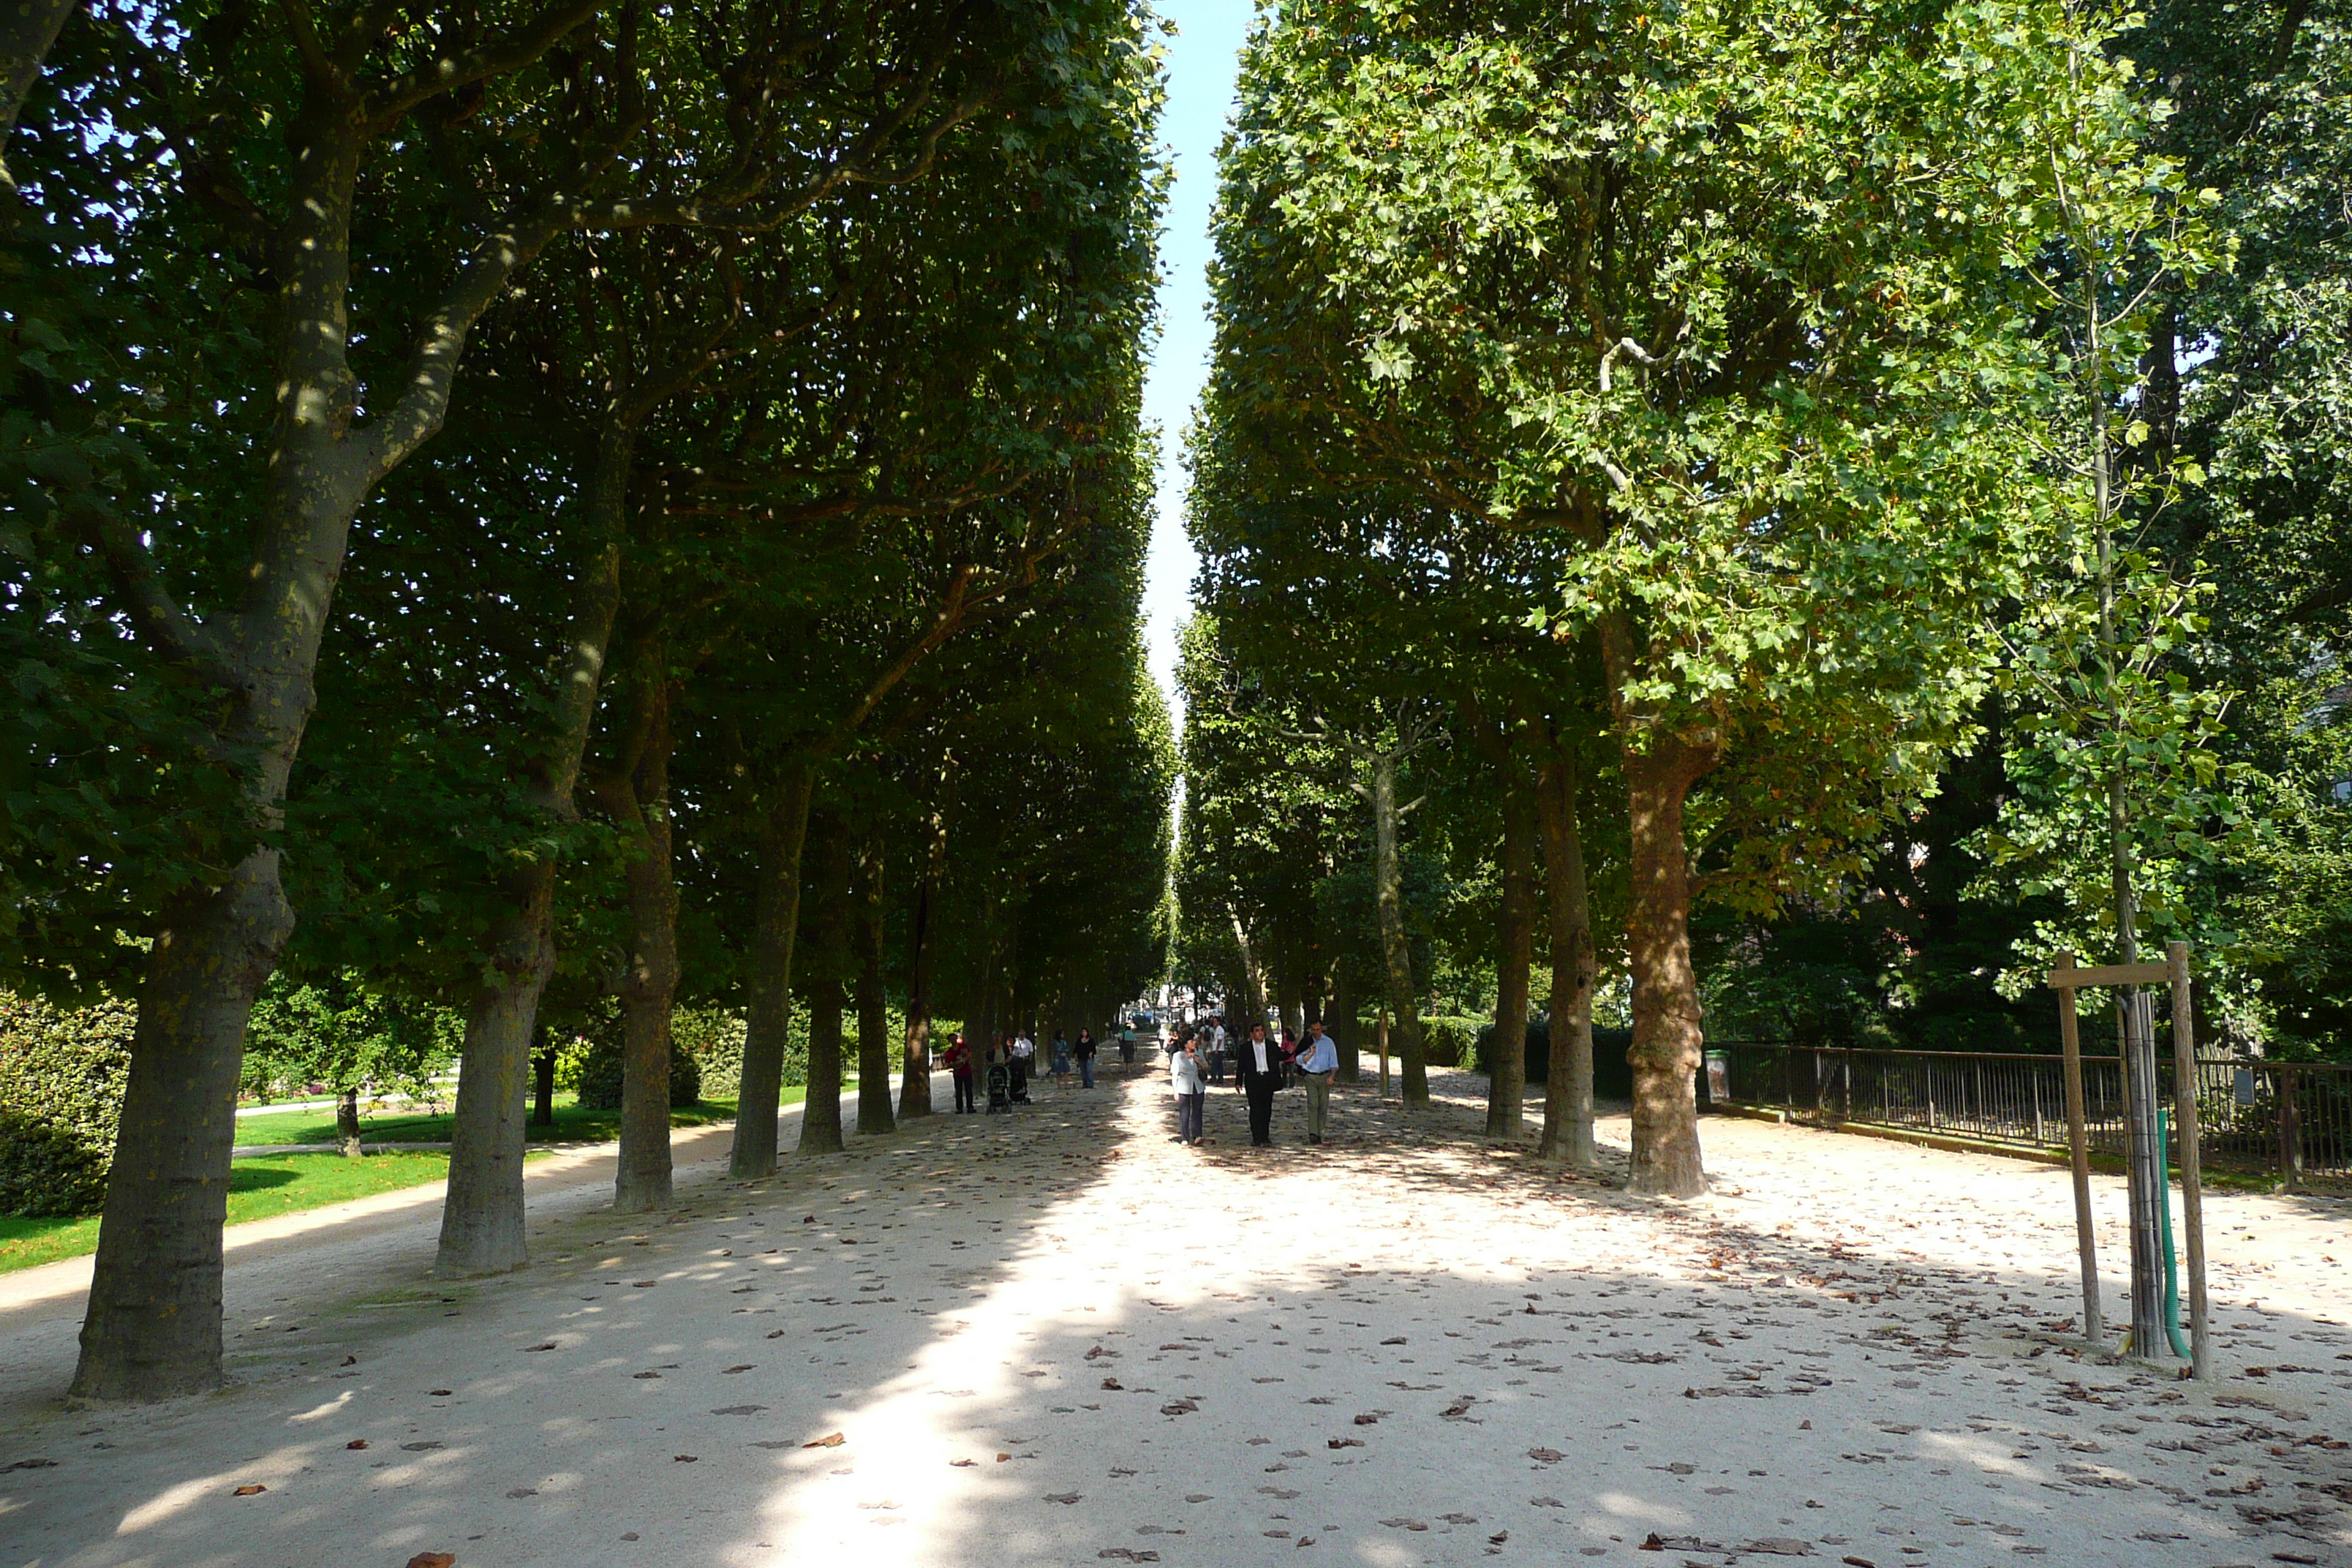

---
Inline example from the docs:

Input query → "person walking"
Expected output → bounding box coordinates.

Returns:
[1049,1029,1072,1085]
[1074,1028,1098,1088]
[1119,1022,1136,1064]
[1278,1025,1300,1090]
[1237,1021,1283,1148]
[1169,1026,1207,1145]
[1009,1030,1035,1104]
[1205,1015,1228,1087]
[944,1031,978,1114]
[1295,1019,1338,1145]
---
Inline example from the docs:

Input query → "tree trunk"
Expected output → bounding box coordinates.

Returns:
[437,866,555,1274]
[855,832,895,1137]
[1535,746,1599,1167]
[1486,771,1537,1139]
[897,807,944,1120]
[1368,750,1428,1104]
[1328,965,1360,1082]
[336,1086,363,1158]
[798,817,853,1157]
[1229,909,1270,1033]
[532,1036,557,1128]
[0,0,77,199]
[438,421,628,1262]
[730,764,814,1178]
[1601,613,1720,1197]
[70,40,597,1401]
[595,657,679,1215]
[71,856,294,1401]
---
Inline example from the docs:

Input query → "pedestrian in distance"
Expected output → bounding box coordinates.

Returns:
[1119,1022,1136,1064]
[1237,1021,1284,1148]
[1206,1014,1228,1086]
[1049,1029,1072,1084]
[1010,1030,1035,1104]
[1278,1025,1300,1090]
[1074,1028,1098,1088]
[1295,1019,1338,1145]
[1169,1027,1207,1145]
[944,1031,978,1114]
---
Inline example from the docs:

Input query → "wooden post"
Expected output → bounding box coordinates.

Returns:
[2167,942,2209,1382]
[1377,1001,1390,1099]
[2055,951,2105,1349]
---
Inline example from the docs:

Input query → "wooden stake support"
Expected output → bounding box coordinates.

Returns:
[2168,941,2211,1382]
[2051,951,2105,1351]
[2046,949,2212,1379]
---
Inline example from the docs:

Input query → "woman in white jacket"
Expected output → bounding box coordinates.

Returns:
[1169,1029,1207,1145]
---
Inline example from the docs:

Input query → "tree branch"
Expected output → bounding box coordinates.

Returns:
[358,1,598,131]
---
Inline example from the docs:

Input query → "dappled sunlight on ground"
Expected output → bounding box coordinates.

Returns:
[0,1059,2345,1567]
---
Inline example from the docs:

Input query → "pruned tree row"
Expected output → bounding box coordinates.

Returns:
[2,0,1172,1403]
[1174,0,2351,1189]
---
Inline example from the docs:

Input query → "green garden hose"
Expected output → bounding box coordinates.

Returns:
[2156,1106,2192,1361]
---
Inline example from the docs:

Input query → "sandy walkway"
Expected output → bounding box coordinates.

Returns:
[1,1059,2345,1568]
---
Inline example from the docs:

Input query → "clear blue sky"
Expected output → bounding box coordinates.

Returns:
[1140,0,1255,729]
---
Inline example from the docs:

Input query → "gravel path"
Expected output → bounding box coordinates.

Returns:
[1,1058,2345,1568]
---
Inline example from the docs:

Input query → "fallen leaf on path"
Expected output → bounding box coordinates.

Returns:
[1044,1493,1082,1504]
[632,1371,661,1380]
[950,1459,976,1466]
[674,1455,698,1463]
[1101,1378,1123,1390]
[406,1555,456,1568]
[723,1365,755,1373]
[1327,1439,1364,1450]
[1352,1414,1378,1425]
[803,1433,846,1448]
[505,1487,537,1499]
[523,1343,557,1352]
[1380,1337,1406,1345]
[344,1441,368,1450]
[232,1485,265,1496]
[1379,1518,1428,1531]
[711,1406,766,1416]
[1841,1558,1876,1567]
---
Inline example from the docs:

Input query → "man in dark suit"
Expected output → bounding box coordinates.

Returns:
[1236,1021,1283,1148]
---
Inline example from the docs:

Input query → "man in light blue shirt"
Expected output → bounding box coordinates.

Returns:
[1296,1019,1338,1145]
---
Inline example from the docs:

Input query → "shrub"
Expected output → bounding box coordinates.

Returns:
[1419,1015,1481,1068]
[569,1002,704,1111]
[0,991,135,1216]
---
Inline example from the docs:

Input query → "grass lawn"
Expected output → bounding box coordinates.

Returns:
[3,1085,821,1276]
[233,1090,776,1147]
[0,1150,460,1275]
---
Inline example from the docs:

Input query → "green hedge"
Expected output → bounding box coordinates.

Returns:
[0,992,135,1217]
[1419,1015,1482,1068]
[568,1001,704,1111]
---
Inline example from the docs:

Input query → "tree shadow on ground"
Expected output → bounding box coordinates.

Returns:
[1,1058,2344,1567]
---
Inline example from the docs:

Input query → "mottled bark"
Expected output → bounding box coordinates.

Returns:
[1600,612,1720,1197]
[1369,750,1428,1104]
[1486,772,1537,1139]
[1328,965,1360,1082]
[335,1087,363,1158]
[731,765,814,1178]
[897,808,944,1120]
[1535,747,1599,1168]
[797,817,853,1157]
[72,857,292,1401]
[437,864,554,1275]
[593,652,680,1214]
[855,833,894,1137]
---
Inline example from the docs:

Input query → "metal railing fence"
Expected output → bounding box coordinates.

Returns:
[1700,1041,2352,1187]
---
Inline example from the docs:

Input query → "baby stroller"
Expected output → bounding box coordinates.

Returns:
[985,1055,1013,1113]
